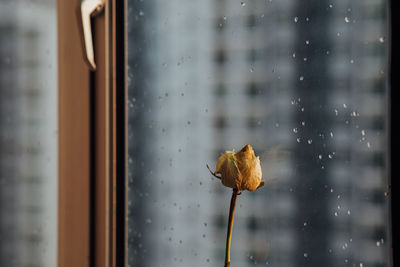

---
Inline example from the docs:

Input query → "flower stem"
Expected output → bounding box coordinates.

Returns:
[225,188,239,267]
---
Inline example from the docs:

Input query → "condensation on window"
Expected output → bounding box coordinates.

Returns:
[126,0,390,267]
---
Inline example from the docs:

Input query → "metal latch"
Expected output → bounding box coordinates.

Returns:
[81,0,105,70]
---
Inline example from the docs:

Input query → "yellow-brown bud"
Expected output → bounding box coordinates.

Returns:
[214,144,264,191]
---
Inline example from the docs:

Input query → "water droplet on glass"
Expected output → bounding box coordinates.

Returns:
[361,130,366,136]
[303,57,307,61]
[350,59,354,64]
[376,241,381,247]
[303,222,307,226]
[379,37,385,43]
[303,253,308,258]
[329,4,333,8]
[223,16,227,20]
[299,76,304,81]
[249,67,254,72]
[344,17,350,23]
[241,2,246,6]
[367,142,371,148]
[330,188,334,193]
[347,210,351,215]
[318,155,322,159]
[292,53,296,58]
[293,128,298,133]
[343,103,347,108]
[296,138,301,143]
[334,212,338,216]
[301,121,305,126]
[305,40,310,45]
[294,17,298,23]
[139,10,144,16]
[328,154,333,159]
[360,263,363,267]
[307,139,312,144]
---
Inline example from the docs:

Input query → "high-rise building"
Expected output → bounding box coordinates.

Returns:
[210,1,297,266]
[127,1,296,266]
[127,1,216,265]
[0,0,57,266]
[326,1,390,266]
[125,0,390,267]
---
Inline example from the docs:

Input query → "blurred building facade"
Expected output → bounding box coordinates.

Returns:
[210,1,297,266]
[125,0,390,267]
[0,0,57,266]
[326,1,390,266]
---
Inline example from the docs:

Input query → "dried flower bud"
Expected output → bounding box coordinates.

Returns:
[214,144,264,191]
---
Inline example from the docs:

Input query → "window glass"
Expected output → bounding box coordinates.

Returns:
[0,0,57,266]
[127,0,390,266]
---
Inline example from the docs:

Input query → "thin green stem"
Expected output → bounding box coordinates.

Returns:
[224,188,239,267]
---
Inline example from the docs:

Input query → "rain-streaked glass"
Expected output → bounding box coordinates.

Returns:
[127,1,390,266]
[0,0,57,266]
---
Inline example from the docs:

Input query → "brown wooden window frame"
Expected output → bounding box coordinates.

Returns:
[57,1,127,266]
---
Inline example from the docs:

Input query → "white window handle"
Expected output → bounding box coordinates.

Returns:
[81,0,105,70]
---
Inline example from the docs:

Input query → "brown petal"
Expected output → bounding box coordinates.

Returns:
[215,151,240,189]
[235,144,263,191]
